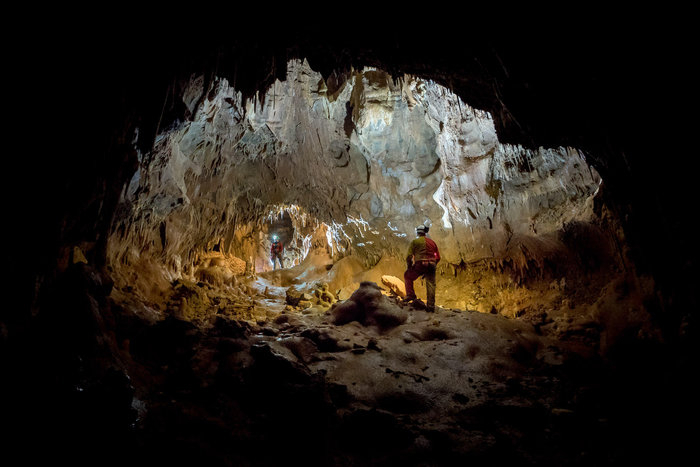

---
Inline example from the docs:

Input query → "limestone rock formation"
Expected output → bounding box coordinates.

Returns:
[106,59,602,307]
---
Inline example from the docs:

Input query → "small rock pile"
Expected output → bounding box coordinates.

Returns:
[167,278,265,324]
[286,282,338,313]
[193,252,247,288]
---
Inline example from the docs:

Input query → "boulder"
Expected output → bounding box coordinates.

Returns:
[381,275,406,298]
[286,286,303,306]
[331,282,407,331]
[195,266,237,287]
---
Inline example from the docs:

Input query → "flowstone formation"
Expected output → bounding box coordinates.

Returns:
[107,59,608,316]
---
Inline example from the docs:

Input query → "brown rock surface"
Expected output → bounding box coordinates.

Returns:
[105,60,603,310]
[331,281,408,331]
[382,274,407,298]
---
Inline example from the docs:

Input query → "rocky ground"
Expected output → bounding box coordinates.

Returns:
[114,272,688,466]
[6,259,692,467]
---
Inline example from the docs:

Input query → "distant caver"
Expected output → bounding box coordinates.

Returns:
[270,235,285,270]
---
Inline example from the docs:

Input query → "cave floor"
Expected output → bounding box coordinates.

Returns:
[109,273,685,467]
[11,260,690,467]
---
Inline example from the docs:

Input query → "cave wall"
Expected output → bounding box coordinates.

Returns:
[106,58,603,303]
[19,23,695,343]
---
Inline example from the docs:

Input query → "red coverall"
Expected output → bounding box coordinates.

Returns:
[270,241,285,270]
[404,235,440,309]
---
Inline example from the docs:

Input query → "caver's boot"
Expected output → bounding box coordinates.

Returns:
[400,295,417,306]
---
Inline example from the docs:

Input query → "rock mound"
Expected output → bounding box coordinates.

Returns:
[331,281,407,331]
[194,252,247,287]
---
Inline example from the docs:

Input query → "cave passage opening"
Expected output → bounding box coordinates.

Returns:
[263,205,307,270]
[105,58,621,327]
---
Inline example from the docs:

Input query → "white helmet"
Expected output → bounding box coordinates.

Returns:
[416,225,428,234]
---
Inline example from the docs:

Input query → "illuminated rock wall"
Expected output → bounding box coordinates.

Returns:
[107,59,602,294]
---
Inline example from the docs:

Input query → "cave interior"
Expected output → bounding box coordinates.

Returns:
[8,20,698,466]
